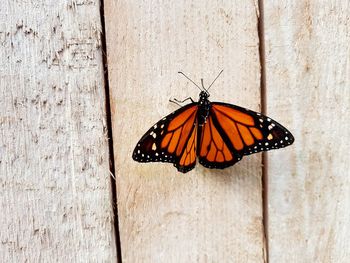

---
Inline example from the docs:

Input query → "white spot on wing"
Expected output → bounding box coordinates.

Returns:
[152,143,157,151]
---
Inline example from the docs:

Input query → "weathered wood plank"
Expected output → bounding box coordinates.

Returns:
[105,0,265,261]
[265,1,350,262]
[0,1,117,262]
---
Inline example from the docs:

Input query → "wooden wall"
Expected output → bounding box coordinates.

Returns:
[1,0,349,262]
[265,1,350,262]
[105,0,265,262]
[0,1,116,262]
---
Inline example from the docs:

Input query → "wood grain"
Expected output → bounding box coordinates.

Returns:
[0,1,117,262]
[105,0,265,262]
[265,1,350,262]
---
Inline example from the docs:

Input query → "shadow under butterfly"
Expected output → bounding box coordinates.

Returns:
[133,71,294,173]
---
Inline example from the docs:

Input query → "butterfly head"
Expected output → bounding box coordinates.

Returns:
[199,90,210,100]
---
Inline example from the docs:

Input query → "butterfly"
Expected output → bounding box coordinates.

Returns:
[133,71,294,173]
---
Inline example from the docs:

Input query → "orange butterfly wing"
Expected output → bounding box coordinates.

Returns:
[198,102,294,169]
[133,103,198,173]
[198,115,241,169]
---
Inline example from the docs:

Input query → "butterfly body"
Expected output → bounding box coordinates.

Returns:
[197,91,211,126]
[133,90,294,173]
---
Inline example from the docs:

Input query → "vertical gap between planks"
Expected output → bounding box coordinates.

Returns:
[99,0,123,262]
[257,0,269,262]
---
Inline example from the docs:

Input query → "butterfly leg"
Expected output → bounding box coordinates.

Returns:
[169,97,195,107]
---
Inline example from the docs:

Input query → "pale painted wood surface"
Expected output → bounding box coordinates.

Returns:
[265,1,350,262]
[0,1,117,262]
[6,1,349,262]
[105,0,265,262]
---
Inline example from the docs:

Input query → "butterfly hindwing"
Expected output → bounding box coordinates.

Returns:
[177,122,197,173]
[210,102,294,156]
[133,103,198,173]
[198,115,241,169]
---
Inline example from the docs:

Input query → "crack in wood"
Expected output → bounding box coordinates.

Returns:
[99,0,123,262]
[257,0,269,262]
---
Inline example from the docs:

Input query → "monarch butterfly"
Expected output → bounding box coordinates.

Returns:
[133,71,294,173]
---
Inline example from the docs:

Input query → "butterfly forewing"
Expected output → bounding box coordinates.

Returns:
[133,103,198,172]
[210,102,294,156]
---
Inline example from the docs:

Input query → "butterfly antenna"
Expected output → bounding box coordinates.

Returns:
[178,71,203,92]
[207,70,223,91]
[201,79,208,92]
